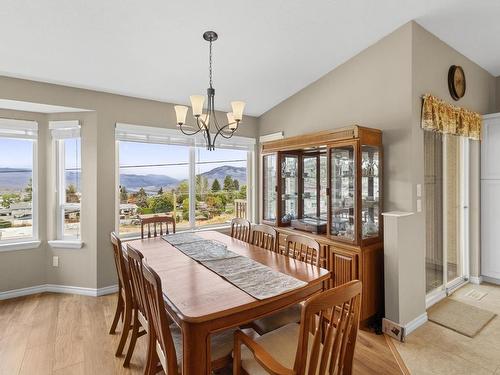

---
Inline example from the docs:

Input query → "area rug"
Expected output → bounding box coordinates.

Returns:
[428,298,496,337]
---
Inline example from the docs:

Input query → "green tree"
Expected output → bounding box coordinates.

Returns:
[149,192,174,213]
[223,176,234,191]
[182,198,190,221]
[238,185,247,199]
[136,188,148,208]
[24,178,33,202]
[176,180,189,204]
[196,175,209,196]
[211,178,221,192]
[157,187,163,195]
[120,186,128,203]
[233,179,240,191]
[66,184,80,203]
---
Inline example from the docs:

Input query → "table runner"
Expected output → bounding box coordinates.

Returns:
[162,233,307,300]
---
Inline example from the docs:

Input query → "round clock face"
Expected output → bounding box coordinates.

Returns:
[448,65,466,100]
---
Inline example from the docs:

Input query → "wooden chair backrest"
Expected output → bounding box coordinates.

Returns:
[141,215,176,239]
[285,234,321,266]
[110,232,131,299]
[251,224,277,252]
[142,262,179,375]
[294,280,362,375]
[230,218,251,242]
[125,245,148,316]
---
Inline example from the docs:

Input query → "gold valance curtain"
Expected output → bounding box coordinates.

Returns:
[421,94,482,140]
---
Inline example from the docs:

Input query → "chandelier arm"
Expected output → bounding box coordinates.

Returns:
[212,123,236,144]
[178,123,203,136]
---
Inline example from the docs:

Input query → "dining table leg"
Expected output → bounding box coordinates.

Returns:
[182,321,211,375]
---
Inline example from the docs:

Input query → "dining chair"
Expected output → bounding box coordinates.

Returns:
[250,224,278,252]
[231,218,251,242]
[141,215,176,239]
[123,245,150,367]
[109,233,135,359]
[234,280,362,375]
[284,234,322,266]
[251,234,323,335]
[141,261,237,374]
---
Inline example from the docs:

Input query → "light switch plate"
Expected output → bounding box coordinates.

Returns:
[416,199,422,212]
[52,256,59,267]
[416,184,422,197]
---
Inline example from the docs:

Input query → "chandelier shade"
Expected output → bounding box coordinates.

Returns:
[174,30,246,151]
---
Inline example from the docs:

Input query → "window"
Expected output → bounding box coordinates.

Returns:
[0,119,38,243]
[195,147,248,228]
[118,142,190,235]
[116,124,254,237]
[51,121,82,240]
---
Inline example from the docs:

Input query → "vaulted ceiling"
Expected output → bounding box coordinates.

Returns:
[1,0,499,116]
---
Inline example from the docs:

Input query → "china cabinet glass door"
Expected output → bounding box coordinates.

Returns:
[361,145,381,239]
[303,156,318,218]
[330,145,356,241]
[263,154,277,222]
[280,154,299,224]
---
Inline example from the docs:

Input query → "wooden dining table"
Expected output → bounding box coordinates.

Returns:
[126,230,330,375]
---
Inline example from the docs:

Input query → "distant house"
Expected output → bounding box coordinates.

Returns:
[120,203,138,217]
[10,202,32,219]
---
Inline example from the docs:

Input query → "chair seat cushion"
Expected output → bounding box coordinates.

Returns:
[170,324,236,365]
[241,323,300,375]
[252,304,301,335]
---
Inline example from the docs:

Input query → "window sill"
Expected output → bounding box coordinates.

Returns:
[48,240,84,249]
[0,240,41,252]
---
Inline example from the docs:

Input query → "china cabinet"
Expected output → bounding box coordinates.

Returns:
[261,125,383,324]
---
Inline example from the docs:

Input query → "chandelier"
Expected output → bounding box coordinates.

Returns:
[174,31,246,151]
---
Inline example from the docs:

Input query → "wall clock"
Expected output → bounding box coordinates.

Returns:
[448,65,466,101]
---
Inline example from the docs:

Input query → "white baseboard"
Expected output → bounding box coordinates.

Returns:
[469,276,483,285]
[425,289,446,309]
[0,283,118,300]
[482,275,500,285]
[403,312,428,337]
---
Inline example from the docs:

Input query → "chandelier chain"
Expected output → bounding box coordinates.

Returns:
[209,40,213,88]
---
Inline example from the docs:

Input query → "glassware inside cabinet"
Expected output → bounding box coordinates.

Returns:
[361,145,380,239]
[330,145,356,241]
[302,156,318,218]
[263,154,277,222]
[280,155,298,224]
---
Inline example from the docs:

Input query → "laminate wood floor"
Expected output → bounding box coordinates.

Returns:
[0,292,405,374]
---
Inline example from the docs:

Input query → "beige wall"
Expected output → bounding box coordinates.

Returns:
[259,22,414,212]
[258,21,497,326]
[496,76,500,112]
[411,22,496,280]
[0,77,259,292]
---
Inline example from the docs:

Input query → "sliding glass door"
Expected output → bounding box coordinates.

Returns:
[425,132,469,303]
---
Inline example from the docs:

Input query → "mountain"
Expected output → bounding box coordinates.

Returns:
[120,174,179,192]
[200,165,247,185]
[0,168,32,191]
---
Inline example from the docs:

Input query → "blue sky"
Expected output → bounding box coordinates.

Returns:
[0,138,33,169]
[119,141,246,179]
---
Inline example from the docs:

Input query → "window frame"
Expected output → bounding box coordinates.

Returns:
[50,121,82,245]
[115,123,256,238]
[0,119,39,249]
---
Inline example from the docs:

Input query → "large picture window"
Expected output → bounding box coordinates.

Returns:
[51,121,81,241]
[116,124,254,237]
[0,119,38,243]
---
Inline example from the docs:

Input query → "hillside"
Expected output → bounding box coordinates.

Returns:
[200,165,247,185]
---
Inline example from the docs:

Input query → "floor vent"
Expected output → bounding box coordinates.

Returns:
[464,289,487,301]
